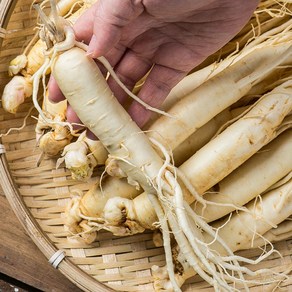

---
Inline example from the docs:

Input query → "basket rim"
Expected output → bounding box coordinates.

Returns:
[0,0,16,27]
[0,0,17,47]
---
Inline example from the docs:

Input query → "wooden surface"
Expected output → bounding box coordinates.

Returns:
[0,185,82,292]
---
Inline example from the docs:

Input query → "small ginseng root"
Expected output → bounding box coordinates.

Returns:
[35,93,73,158]
[57,130,108,180]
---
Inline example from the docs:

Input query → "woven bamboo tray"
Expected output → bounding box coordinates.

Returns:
[0,0,291,291]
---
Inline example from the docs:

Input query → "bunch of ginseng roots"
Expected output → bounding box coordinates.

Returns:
[1,0,292,291]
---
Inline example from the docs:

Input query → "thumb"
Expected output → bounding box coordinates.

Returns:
[87,0,144,58]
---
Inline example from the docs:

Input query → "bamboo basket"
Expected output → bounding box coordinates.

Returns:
[0,0,291,291]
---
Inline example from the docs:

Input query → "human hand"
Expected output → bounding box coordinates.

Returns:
[49,0,258,128]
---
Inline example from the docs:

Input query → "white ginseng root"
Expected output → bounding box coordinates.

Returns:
[172,108,233,166]
[1,76,33,113]
[57,130,108,180]
[178,82,292,195]
[206,179,292,254]
[249,218,292,248]
[193,130,292,222]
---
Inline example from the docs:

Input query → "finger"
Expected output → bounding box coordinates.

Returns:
[66,103,84,131]
[74,7,128,75]
[128,64,186,128]
[66,104,98,139]
[66,103,81,124]
[103,42,127,69]
[73,4,95,44]
[48,76,65,103]
[99,13,159,66]
[86,129,98,140]
[99,12,161,67]
[87,0,144,58]
[107,49,152,104]
[73,4,129,68]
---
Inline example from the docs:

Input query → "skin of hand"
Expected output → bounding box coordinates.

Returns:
[49,0,259,128]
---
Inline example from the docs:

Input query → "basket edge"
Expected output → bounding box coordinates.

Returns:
[0,0,17,47]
